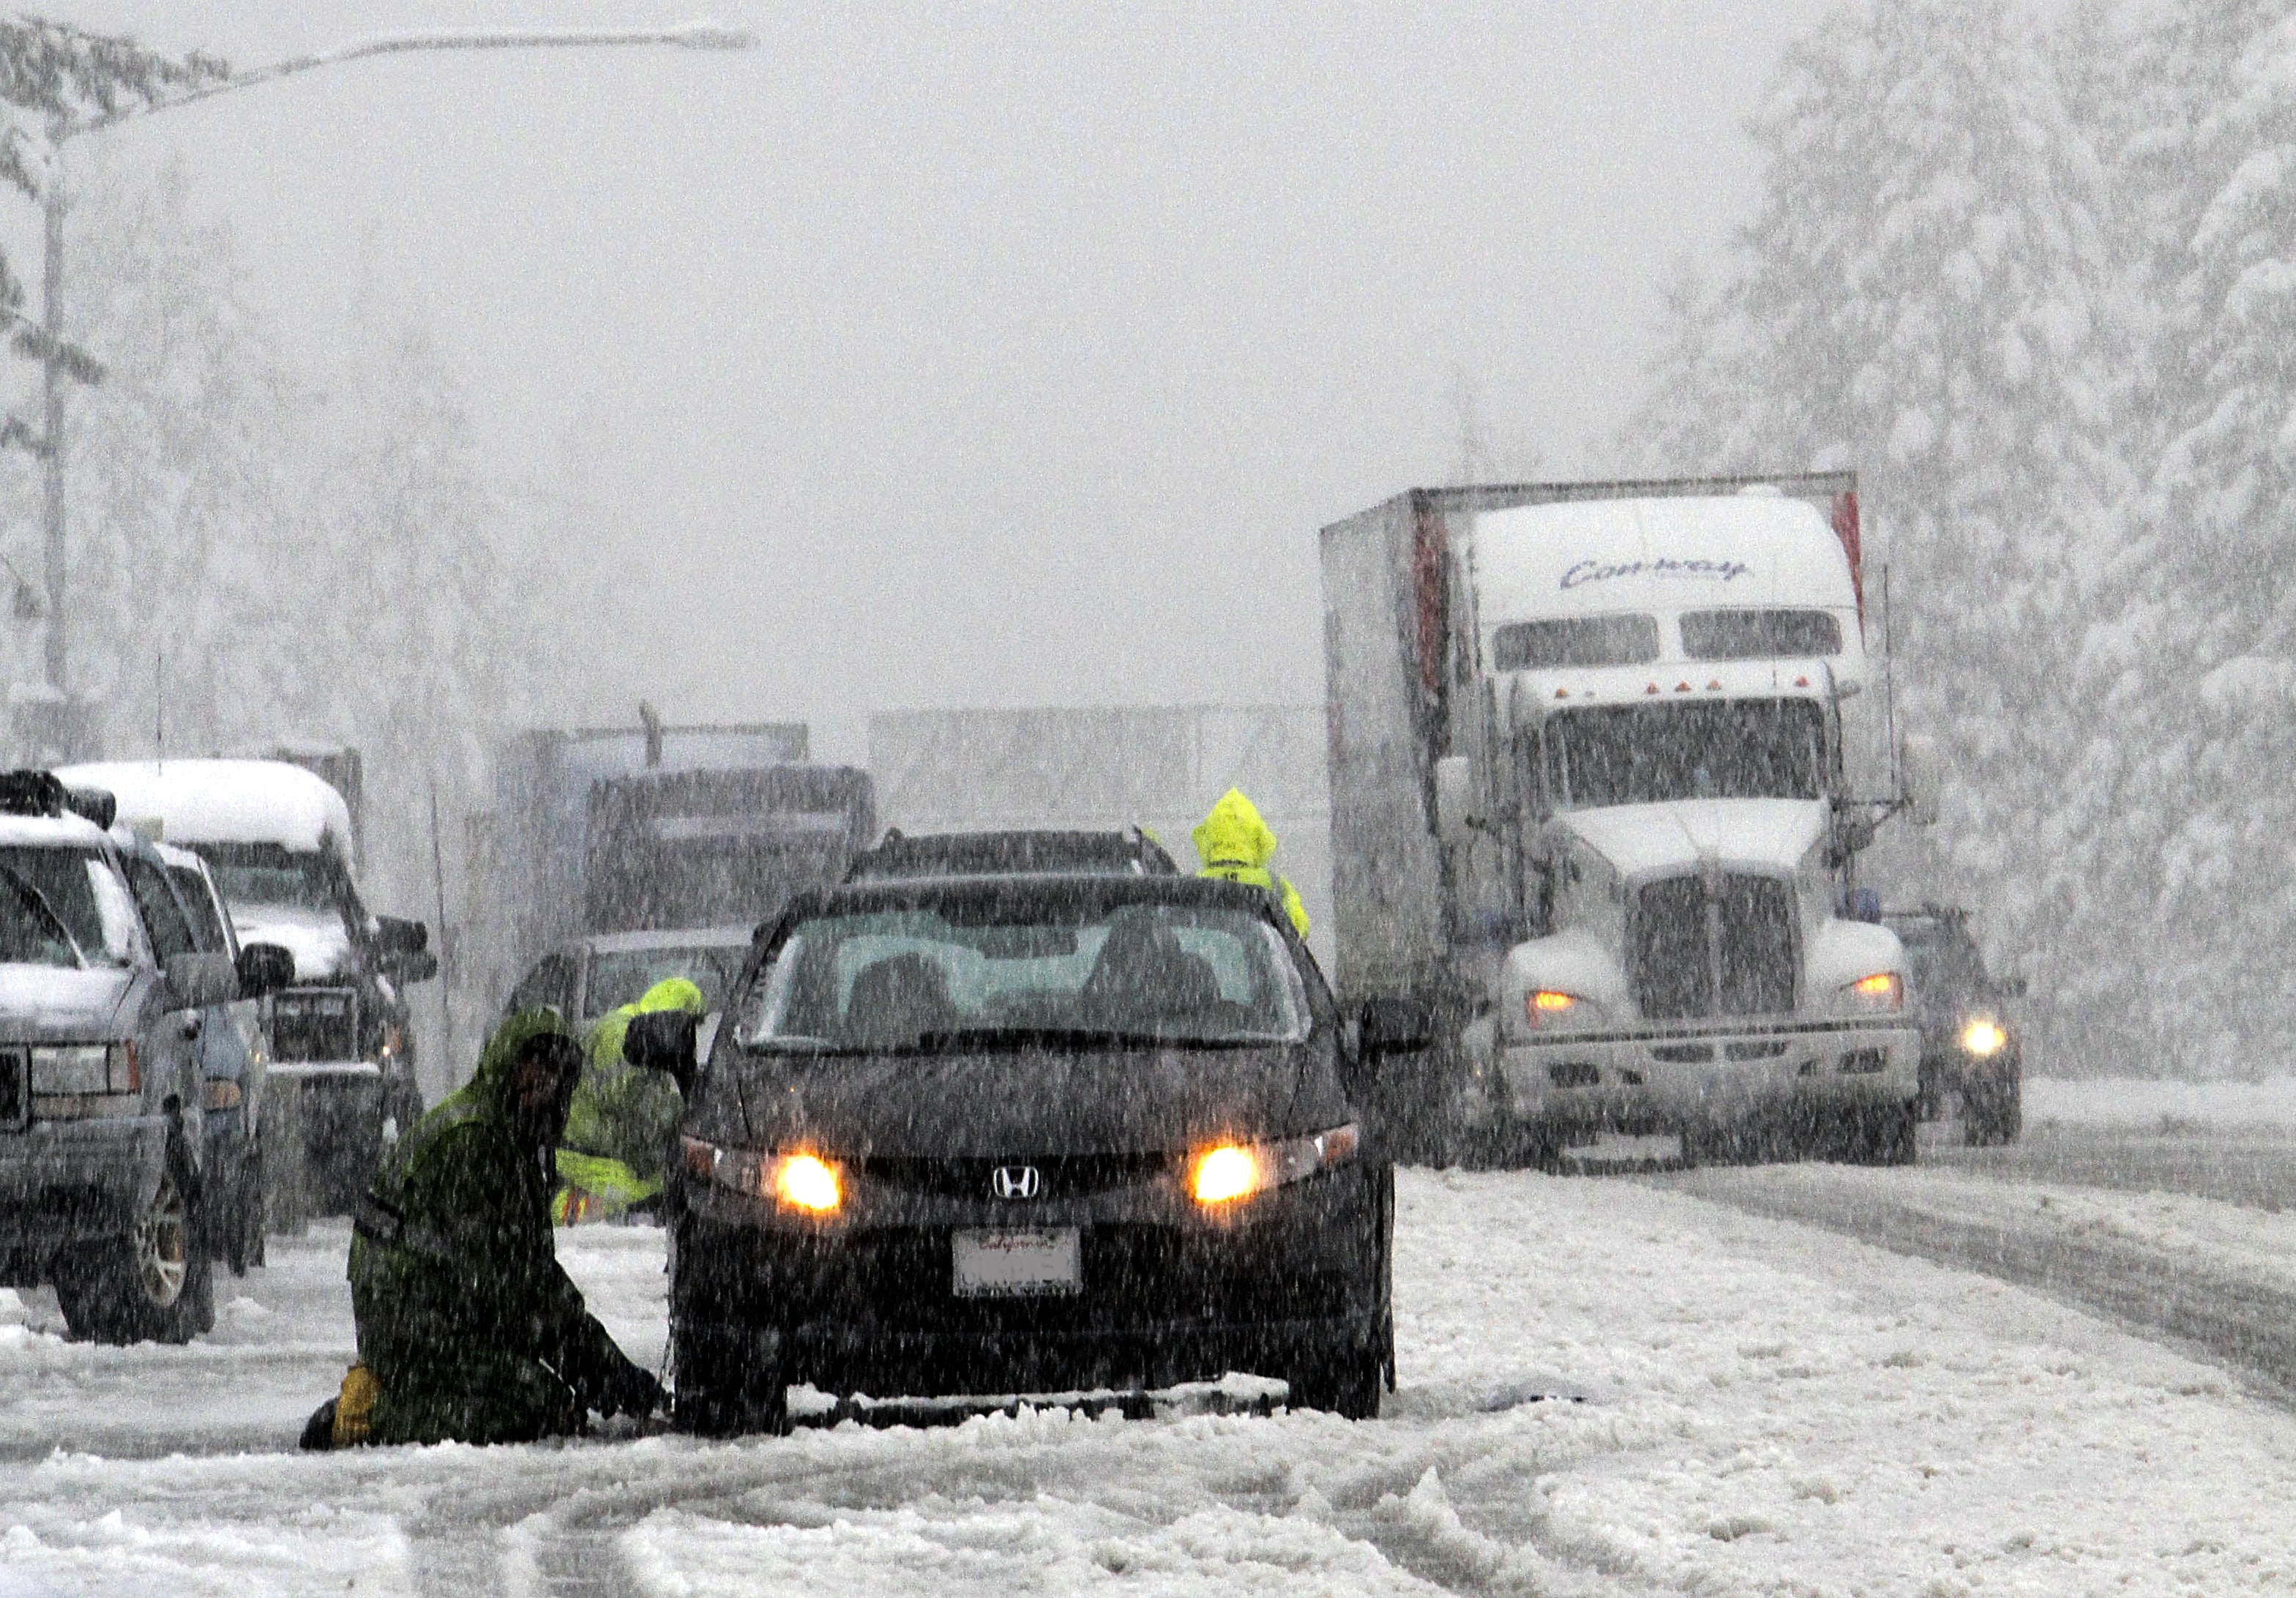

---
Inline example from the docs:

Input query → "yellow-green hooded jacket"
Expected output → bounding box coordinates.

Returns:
[1192,787,1309,938]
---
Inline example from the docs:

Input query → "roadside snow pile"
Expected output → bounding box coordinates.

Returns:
[7,1181,2296,1594]
[2027,1075,2296,1129]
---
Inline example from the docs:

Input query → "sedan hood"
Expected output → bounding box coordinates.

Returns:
[731,1043,1313,1157]
[0,964,138,1042]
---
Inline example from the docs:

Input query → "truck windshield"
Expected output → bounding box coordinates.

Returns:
[199,846,343,916]
[1545,700,1826,808]
[737,901,1309,1053]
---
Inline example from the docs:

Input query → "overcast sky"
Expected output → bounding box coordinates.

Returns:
[40,1,1836,755]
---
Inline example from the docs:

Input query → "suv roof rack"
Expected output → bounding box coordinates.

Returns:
[0,769,116,829]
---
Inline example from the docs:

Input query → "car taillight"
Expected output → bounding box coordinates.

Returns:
[679,1137,844,1216]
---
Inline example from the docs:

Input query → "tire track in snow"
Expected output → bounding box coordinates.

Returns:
[1661,1165,2296,1401]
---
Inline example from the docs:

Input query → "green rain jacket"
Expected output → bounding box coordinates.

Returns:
[348,1009,643,1445]
[1192,787,1310,938]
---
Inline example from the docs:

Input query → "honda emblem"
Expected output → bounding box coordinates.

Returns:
[990,1165,1042,1200]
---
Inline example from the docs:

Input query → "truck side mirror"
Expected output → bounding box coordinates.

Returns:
[236,941,296,998]
[374,916,429,955]
[624,1009,700,1097]
[1358,996,1434,1059]
[1434,755,1476,848]
[1899,735,1940,827]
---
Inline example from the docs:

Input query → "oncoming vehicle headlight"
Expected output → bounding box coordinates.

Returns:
[1189,1124,1359,1207]
[1960,1018,2008,1057]
[680,1137,843,1215]
[1836,972,1904,1014]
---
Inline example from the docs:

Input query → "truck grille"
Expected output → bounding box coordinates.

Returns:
[272,987,361,1061]
[1631,873,1796,1020]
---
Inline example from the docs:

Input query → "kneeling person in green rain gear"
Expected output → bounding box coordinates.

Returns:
[553,977,704,1224]
[304,1009,665,1448]
[1193,787,1310,939]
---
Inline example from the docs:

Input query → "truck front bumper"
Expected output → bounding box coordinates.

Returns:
[1492,1020,1921,1134]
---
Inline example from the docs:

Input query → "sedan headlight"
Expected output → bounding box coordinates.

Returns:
[680,1137,843,1216]
[1960,1018,2008,1057]
[1835,972,1904,1015]
[30,1042,138,1094]
[1189,1124,1358,1207]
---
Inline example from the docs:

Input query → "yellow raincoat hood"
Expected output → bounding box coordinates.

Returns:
[1192,788,1278,870]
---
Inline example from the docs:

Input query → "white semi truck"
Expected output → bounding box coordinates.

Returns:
[1320,472,1934,1165]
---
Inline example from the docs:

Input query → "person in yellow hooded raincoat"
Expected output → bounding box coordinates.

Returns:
[1192,787,1309,938]
[552,977,705,1223]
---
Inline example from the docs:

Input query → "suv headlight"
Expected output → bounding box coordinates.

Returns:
[1835,972,1904,1015]
[31,1042,138,1094]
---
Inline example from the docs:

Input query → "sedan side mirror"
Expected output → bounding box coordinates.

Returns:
[236,941,296,998]
[624,1009,700,1097]
[1358,996,1434,1059]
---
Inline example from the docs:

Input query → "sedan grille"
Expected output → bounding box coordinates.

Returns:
[860,1153,1175,1203]
[271,987,361,1061]
[1630,873,1796,1020]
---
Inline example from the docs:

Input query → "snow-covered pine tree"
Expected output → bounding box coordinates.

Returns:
[2084,5,2296,1072]
[1618,0,2137,1069]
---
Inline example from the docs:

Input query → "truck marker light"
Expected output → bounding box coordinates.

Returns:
[1192,1145,1260,1203]
[1840,972,1904,1012]
[1554,688,1568,699]
[1961,1018,2007,1056]
[1527,990,1585,1026]
[1675,682,1691,692]
[1645,683,1661,695]
[1707,679,1723,690]
[774,1153,842,1213]
[1795,676,1810,687]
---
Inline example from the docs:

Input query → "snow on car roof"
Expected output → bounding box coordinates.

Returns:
[57,759,354,856]
[0,810,112,850]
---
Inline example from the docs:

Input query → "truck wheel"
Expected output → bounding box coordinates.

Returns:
[672,1322,790,1437]
[1286,1329,1384,1419]
[1847,1102,1917,1167]
[1963,1083,2022,1146]
[56,1161,214,1345]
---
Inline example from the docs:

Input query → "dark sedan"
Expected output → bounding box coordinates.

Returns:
[639,872,1418,1435]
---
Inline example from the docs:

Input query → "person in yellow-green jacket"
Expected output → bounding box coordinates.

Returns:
[552,977,706,1224]
[1192,787,1310,939]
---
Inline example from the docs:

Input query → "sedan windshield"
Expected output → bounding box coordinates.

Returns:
[1545,699,1826,808]
[737,900,1309,1053]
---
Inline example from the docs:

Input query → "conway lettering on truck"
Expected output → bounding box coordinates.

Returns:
[1320,473,1937,1167]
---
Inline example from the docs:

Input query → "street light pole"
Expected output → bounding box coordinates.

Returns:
[33,20,756,716]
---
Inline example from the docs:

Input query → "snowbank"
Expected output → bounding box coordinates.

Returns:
[2027,1074,2296,1129]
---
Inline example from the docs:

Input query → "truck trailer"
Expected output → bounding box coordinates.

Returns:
[1320,474,1933,1165]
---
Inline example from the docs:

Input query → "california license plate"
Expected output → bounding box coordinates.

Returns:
[951,1228,1082,1297]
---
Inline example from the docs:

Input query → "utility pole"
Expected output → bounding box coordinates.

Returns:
[40,140,66,698]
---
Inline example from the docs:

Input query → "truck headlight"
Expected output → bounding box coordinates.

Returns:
[30,1042,138,1094]
[1960,1018,2008,1056]
[1836,972,1904,1014]
[1525,990,1600,1028]
[1189,1124,1359,1206]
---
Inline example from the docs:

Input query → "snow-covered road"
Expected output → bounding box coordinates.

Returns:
[7,1163,2296,1595]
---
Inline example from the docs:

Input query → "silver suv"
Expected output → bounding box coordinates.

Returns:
[0,772,291,1343]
